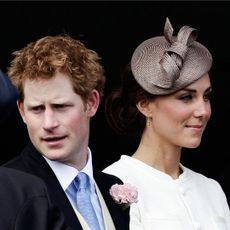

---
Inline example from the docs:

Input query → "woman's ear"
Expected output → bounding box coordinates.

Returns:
[136,99,153,117]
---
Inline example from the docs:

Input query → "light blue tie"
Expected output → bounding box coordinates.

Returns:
[74,172,100,230]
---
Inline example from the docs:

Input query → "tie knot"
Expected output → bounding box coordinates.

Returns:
[75,172,89,190]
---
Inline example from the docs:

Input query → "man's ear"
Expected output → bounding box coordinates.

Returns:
[136,99,153,117]
[86,89,100,117]
[17,100,27,124]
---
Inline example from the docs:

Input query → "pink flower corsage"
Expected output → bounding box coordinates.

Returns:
[109,183,138,210]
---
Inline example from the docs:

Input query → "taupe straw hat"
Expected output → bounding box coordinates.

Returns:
[131,18,213,95]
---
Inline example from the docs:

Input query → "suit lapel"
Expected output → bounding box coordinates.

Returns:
[93,170,130,230]
[69,205,91,230]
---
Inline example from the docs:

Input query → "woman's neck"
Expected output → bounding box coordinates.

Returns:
[132,136,182,179]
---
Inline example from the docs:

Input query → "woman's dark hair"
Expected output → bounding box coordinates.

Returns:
[105,63,155,136]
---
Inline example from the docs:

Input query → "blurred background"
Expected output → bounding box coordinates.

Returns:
[0,1,229,198]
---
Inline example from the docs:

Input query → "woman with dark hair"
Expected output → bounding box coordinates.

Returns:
[104,18,230,229]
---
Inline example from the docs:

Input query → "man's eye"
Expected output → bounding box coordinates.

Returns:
[54,104,67,109]
[31,106,44,112]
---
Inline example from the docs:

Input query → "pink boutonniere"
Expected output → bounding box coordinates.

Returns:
[109,183,138,210]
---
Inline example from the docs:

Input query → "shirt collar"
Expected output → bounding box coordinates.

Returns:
[43,147,94,191]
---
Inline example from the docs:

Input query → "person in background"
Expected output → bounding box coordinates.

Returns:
[4,34,130,230]
[0,69,69,230]
[103,18,230,229]
[0,69,18,122]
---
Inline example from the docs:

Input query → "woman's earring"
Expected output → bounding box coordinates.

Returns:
[147,117,152,127]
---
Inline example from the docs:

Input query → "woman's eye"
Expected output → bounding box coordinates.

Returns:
[204,93,211,102]
[179,94,193,102]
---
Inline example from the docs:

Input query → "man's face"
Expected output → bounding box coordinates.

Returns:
[18,72,99,168]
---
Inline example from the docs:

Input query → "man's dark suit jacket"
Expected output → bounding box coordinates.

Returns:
[0,167,69,230]
[4,142,130,230]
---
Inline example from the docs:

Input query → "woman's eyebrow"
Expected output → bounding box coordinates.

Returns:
[181,86,212,93]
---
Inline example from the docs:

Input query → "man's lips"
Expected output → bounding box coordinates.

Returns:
[41,135,68,148]
[41,135,67,142]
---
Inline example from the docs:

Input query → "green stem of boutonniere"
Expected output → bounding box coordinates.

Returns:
[121,203,130,210]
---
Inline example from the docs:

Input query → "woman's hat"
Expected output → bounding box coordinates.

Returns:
[131,18,213,95]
